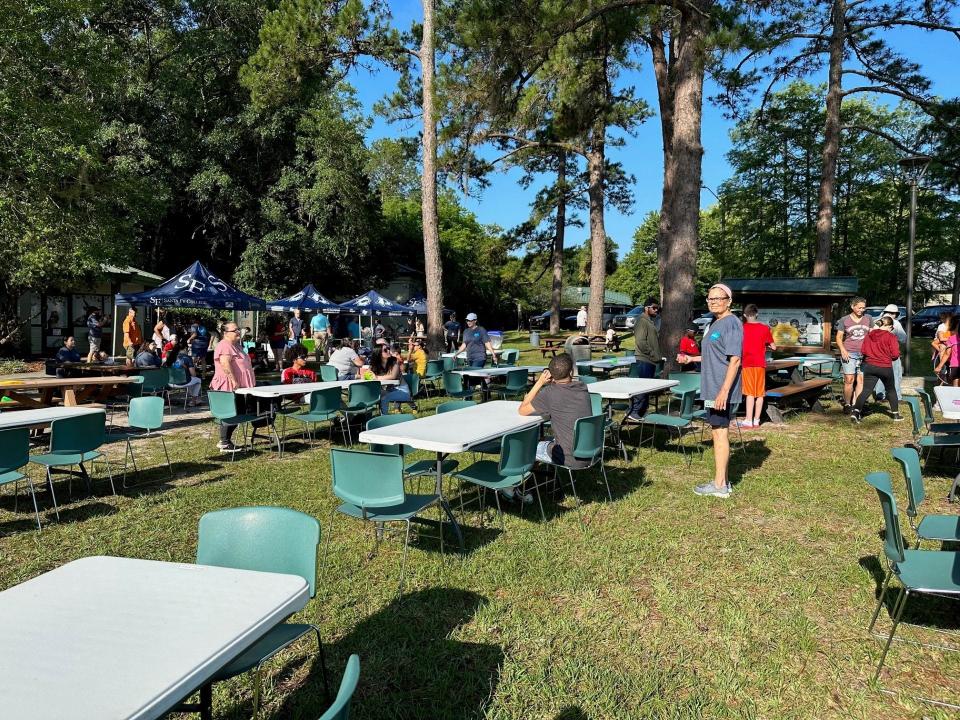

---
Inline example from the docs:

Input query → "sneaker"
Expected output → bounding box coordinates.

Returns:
[850,410,862,424]
[218,442,241,453]
[892,412,904,422]
[740,420,754,428]
[624,413,645,424]
[876,393,886,402]
[693,482,731,498]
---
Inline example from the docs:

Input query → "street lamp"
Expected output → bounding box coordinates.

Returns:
[898,155,931,375]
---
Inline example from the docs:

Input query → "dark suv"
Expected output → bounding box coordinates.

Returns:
[529,308,578,331]
[910,305,960,337]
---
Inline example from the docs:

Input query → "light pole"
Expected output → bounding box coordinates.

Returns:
[898,155,930,376]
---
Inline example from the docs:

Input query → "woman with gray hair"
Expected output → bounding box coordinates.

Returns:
[677,282,743,498]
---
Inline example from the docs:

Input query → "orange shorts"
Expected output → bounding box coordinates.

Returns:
[742,366,766,397]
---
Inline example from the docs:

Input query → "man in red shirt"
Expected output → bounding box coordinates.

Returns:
[740,304,776,427]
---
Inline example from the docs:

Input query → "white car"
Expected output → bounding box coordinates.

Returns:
[692,313,714,332]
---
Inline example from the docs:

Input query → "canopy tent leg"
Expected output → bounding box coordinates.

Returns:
[111,303,119,357]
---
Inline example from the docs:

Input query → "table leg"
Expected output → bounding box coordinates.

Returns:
[200,682,213,720]
[790,367,804,384]
[436,452,464,551]
[63,386,77,406]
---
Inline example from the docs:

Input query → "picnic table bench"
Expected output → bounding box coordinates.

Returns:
[538,336,569,358]
[764,378,832,424]
[588,333,630,352]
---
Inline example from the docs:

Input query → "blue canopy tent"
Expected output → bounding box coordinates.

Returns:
[405,295,452,315]
[267,284,341,313]
[115,261,266,311]
[338,290,415,341]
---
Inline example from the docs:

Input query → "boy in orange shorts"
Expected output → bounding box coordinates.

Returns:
[741,304,776,427]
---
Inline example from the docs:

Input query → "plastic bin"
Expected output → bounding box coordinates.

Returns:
[529,331,540,348]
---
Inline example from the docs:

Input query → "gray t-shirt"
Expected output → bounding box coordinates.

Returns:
[531,381,594,468]
[837,313,872,354]
[328,347,359,378]
[463,325,490,363]
[699,314,743,406]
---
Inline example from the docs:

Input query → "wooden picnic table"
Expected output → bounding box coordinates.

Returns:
[538,336,569,358]
[0,375,139,409]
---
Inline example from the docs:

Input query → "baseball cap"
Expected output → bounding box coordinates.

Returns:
[466,312,478,321]
[882,303,899,314]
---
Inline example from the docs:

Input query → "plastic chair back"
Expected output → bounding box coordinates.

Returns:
[578,374,598,385]
[589,393,603,416]
[437,400,476,414]
[576,364,593,378]
[309,386,343,415]
[497,424,539,478]
[503,369,528,393]
[500,349,519,366]
[668,372,701,394]
[891,447,925,517]
[331,449,405,510]
[0,428,29,474]
[366,414,414,456]
[404,372,420,398]
[571,414,604,461]
[627,362,643,379]
[678,389,698,418]
[347,381,380,408]
[866,471,906,564]
[902,395,924,436]
[128,396,165,431]
[127,375,145,399]
[49,411,106,455]
[168,366,188,385]
[318,654,361,720]
[208,390,240,421]
[197,507,320,597]
[139,368,170,393]
[916,388,936,425]
[425,360,444,378]
[319,365,339,382]
[443,371,465,395]
[442,356,456,372]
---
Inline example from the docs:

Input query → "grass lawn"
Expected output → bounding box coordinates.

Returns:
[2,336,959,719]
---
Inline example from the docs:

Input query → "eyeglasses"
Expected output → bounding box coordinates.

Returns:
[224,328,239,334]
[706,296,730,303]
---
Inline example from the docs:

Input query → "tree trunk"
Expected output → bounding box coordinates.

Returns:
[420,0,444,355]
[586,131,606,336]
[953,256,960,305]
[658,7,707,373]
[549,151,567,336]
[650,24,673,301]
[813,0,845,277]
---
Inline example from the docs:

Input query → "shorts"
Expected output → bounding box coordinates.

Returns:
[88,336,102,352]
[125,344,137,360]
[705,407,732,428]
[742,366,766,397]
[841,352,863,376]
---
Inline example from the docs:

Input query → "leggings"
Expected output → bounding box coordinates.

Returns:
[854,363,898,414]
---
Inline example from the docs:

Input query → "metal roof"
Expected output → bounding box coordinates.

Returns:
[722,277,859,296]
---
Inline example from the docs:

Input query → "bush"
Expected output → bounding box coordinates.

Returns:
[0,359,28,374]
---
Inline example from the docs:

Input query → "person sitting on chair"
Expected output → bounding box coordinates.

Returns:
[519,352,593,470]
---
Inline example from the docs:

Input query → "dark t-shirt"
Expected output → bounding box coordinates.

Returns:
[86,315,102,338]
[531,381,594,468]
[700,314,743,406]
[190,324,210,355]
[444,320,460,338]
[56,347,82,363]
[463,325,490,362]
[135,351,161,368]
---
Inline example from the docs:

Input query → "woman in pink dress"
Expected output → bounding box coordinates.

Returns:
[211,322,258,451]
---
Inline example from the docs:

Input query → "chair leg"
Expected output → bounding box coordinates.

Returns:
[493,490,505,531]
[311,625,332,703]
[399,519,412,597]
[160,436,173,478]
[45,467,60,520]
[252,664,263,717]
[600,460,612,502]
[566,468,584,525]
[868,569,893,633]
[26,475,41,530]
[318,507,338,591]
[101,456,117,496]
[873,587,910,683]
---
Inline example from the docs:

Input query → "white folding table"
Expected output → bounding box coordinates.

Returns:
[935,386,960,420]
[235,378,396,399]
[452,365,546,379]
[586,378,679,400]
[0,555,309,720]
[577,356,636,372]
[358,401,545,549]
[0,406,102,430]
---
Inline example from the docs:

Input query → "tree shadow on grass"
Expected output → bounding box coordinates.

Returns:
[221,588,502,720]
[859,554,960,631]
[555,707,591,720]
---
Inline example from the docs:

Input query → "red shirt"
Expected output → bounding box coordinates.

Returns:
[281,367,316,384]
[741,322,774,368]
[679,336,699,355]
[862,329,900,367]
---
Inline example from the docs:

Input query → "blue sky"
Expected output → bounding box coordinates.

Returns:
[347,3,958,257]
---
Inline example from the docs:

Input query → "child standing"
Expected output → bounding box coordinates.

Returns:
[741,304,777,427]
[679,328,700,371]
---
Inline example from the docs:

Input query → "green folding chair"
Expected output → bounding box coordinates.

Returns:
[578,374,598,385]
[342,381,381,445]
[107,374,144,430]
[442,371,475,400]
[422,360,444,397]
[637,389,700,464]
[139,367,171,413]
[110,396,172,487]
[166,365,191,411]
[667,372,701,413]
[389,372,419,413]
[437,400,476,414]
[30,411,115,516]
[591,391,627,462]
[496,368,530,400]
[499,349,520,366]
[319,364,339,382]
[902,396,960,488]
[537,414,610,523]
[0,428,41,530]
[366,414,458,479]
[318,655,360,720]
[207,390,266,461]
[324,449,442,595]
[891,447,960,546]
[288,386,346,445]
[193,507,329,717]
[865,471,960,705]
[453,424,541,527]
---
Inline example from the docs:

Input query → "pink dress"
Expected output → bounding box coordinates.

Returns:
[210,339,256,391]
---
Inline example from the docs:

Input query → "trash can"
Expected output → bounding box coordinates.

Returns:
[488,331,503,350]
[529,331,540,348]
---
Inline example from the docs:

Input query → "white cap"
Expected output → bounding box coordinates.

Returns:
[466,312,478,321]
[882,303,899,314]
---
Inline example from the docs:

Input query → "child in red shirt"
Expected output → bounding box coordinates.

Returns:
[679,328,700,371]
[740,304,776,427]
[281,344,316,403]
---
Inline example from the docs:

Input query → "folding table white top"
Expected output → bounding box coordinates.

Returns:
[587,378,678,400]
[0,555,309,720]
[452,365,546,379]
[578,356,637,369]
[357,400,544,454]
[934,386,960,420]
[0,406,102,429]
[236,379,396,398]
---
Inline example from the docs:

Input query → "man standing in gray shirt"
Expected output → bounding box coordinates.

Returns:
[626,297,661,423]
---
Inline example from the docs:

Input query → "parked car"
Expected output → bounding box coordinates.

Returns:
[612,306,644,331]
[910,305,960,337]
[865,305,907,323]
[692,312,714,333]
[529,308,578,331]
